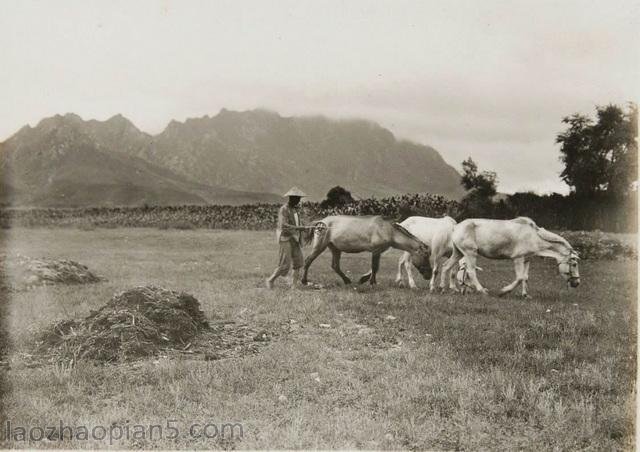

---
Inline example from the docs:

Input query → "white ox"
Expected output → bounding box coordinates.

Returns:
[442,217,580,297]
[395,216,458,291]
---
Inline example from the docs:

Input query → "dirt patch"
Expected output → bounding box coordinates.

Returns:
[3,254,105,290]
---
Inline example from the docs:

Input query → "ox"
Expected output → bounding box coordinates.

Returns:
[442,217,580,297]
[394,216,458,291]
[301,215,432,286]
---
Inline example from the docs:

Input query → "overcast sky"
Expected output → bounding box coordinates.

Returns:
[1,0,638,193]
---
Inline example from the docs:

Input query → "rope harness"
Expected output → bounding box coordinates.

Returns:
[559,253,580,282]
[456,262,483,291]
[456,266,475,292]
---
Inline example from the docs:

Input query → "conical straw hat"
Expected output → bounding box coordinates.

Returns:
[283,186,307,197]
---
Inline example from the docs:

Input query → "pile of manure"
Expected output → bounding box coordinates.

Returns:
[37,286,209,363]
[5,255,104,289]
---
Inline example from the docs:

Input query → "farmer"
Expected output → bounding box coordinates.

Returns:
[266,187,309,289]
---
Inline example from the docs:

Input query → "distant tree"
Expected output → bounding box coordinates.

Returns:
[460,158,498,197]
[460,157,498,197]
[320,186,355,208]
[459,158,498,217]
[557,103,638,198]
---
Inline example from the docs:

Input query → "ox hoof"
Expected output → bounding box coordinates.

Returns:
[479,289,490,296]
[521,294,530,299]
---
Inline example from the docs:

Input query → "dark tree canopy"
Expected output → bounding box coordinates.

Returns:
[460,157,498,198]
[458,158,498,218]
[557,103,638,197]
[320,185,355,208]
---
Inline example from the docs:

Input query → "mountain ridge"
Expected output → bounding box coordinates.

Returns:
[1,109,464,206]
[0,113,281,207]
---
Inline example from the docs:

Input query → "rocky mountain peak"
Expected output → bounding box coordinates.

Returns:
[1,108,464,205]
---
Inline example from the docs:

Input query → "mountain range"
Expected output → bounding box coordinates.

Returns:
[0,109,464,207]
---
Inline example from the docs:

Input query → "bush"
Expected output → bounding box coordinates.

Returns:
[558,231,636,260]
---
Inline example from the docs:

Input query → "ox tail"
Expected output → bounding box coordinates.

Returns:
[451,234,481,270]
[359,271,372,284]
[535,226,573,250]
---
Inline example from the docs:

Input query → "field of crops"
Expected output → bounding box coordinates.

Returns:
[0,227,636,449]
[0,194,460,230]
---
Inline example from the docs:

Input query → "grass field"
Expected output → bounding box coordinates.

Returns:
[1,227,637,449]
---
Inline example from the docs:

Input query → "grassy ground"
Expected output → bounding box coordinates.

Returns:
[0,227,636,449]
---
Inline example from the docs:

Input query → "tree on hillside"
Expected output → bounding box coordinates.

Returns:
[557,103,638,198]
[459,158,498,217]
[320,185,355,208]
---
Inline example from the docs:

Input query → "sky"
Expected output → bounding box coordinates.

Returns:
[1,0,638,194]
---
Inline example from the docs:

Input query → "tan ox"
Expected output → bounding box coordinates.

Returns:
[442,217,580,297]
[394,216,458,291]
[301,215,432,286]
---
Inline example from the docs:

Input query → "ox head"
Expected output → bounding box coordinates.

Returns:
[456,258,483,288]
[558,251,580,288]
[393,223,433,280]
[410,244,432,280]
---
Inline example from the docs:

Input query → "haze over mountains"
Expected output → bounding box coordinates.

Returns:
[0,109,463,207]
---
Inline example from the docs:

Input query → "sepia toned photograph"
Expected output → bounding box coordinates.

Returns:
[0,0,637,449]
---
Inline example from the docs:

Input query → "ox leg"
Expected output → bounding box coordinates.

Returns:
[395,252,408,286]
[370,253,381,285]
[448,268,458,292]
[462,254,489,295]
[329,244,351,285]
[360,247,387,284]
[405,254,418,289]
[429,257,439,292]
[521,260,530,298]
[499,258,525,297]
[301,243,328,285]
[438,257,450,291]
[441,249,461,292]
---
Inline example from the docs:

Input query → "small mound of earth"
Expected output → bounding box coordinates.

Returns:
[4,255,105,290]
[37,286,209,363]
